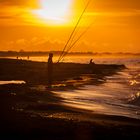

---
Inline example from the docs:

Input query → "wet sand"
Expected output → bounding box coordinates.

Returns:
[0,58,140,139]
[1,84,140,139]
[0,58,125,84]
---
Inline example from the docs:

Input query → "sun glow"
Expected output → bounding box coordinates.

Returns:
[32,0,72,25]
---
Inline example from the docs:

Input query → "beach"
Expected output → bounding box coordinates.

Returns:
[0,58,140,139]
[0,0,140,139]
[1,84,140,140]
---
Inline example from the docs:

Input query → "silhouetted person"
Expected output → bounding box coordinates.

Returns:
[47,53,53,88]
[89,59,95,65]
[89,59,95,73]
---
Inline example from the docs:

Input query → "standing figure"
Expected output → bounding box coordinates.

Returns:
[47,53,53,88]
[89,59,93,64]
[89,59,95,65]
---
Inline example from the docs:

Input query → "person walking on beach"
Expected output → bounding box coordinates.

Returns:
[47,53,53,88]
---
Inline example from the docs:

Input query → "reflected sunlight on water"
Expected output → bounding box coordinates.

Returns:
[129,80,140,86]
[0,80,26,85]
[53,56,140,119]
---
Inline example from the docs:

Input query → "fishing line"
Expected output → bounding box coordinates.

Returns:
[59,21,95,62]
[57,0,91,63]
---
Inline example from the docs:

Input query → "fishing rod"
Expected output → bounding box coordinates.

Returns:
[57,0,91,63]
[58,22,94,62]
[64,27,80,55]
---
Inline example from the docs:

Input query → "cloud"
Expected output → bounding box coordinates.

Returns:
[92,0,140,11]
[0,4,37,26]
[5,37,94,52]
[86,11,140,17]
[16,39,27,45]
[0,0,24,6]
[4,37,66,51]
[0,0,38,8]
[3,37,86,52]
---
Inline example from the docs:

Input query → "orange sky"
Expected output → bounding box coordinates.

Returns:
[0,0,140,53]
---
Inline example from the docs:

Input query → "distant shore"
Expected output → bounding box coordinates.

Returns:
[0,51,140,57]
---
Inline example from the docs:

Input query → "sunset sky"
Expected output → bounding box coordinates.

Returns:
[0,0,140,53]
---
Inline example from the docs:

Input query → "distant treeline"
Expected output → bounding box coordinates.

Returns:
[0,51,93,57]
[0,51,140,57]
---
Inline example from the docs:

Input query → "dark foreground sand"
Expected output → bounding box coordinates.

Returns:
[0,58,140,139]
[0,84,140,140]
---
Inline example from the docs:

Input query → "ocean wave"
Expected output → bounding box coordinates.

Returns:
[128,92,140,106]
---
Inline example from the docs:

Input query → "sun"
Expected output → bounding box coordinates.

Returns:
[32,0,72,25]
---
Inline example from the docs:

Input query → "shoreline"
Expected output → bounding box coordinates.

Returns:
[1,85,140,139]
[0,58,125,84]
[1,84,140,138]
[1,58,140,139]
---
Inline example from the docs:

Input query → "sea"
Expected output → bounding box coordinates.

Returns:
[2,55,140,119]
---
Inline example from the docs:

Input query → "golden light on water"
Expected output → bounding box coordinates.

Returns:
[129,80,140,86]
[129,92,140,102]
[31,0,73,26]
